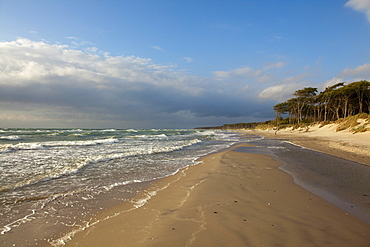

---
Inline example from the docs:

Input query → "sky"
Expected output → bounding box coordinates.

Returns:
[0,0,370,129]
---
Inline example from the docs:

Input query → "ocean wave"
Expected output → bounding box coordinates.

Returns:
[214,133,240,142]
[0,143,46,153]
[82,138,202,164]
[132,134,168,139]
[69,138,202,173]
[0,135,21,141]
[44,138,120,147]
[100,129,116,132]
[0,138,120,153]
[125,129,138,132]
[64,129,83,132]
[0,138,203,192]
[0,156,93,192]
[195,130,216,135]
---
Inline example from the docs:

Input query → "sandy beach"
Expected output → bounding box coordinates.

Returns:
[65,139,370,246]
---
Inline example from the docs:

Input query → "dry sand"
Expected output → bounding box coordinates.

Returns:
[66,143,370,247]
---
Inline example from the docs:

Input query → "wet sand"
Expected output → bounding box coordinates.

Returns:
[65,143,370,247]
[252,124,370,167]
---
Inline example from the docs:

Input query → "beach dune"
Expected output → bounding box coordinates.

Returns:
[66,144,370,247]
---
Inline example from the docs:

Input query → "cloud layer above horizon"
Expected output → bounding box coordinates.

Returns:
[0,38,276,128]
[1,37,369,128]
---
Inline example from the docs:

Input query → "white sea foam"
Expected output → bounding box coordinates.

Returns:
[154,134,167,138]
[44,138,120,147]
[0,135,21,141]
[0,138,120,153]
[0,143,46,153]
[0,158,89,192]
[0,137,203,192]
[86,138,202,162]
[134,134,167,139]
[102,179,143,191]
[195,130,216,135]
[0,209,36,235]
[125,129,138,132]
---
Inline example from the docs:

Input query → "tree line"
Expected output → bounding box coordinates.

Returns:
[273,80,370,124]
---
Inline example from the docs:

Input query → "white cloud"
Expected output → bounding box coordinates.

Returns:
[257,72,310,101]
[258,85,287,101]
[345,0,370,22]
[86,47,99,53]
[322,77,344,91]
[263,62,285,70]
[151,45,163,51]
[183,57,193,63]
[340,63,370,79]
[0,39,205,99]
[213,62,286,84]
[213,66,259,78]
[66,36,95,47]
[258,83,302,102]
[0,39,189,88]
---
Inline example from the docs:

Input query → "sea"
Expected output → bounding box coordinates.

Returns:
[0,128,247,246]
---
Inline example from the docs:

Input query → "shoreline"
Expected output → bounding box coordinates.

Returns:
[248,124,370,167]
[65,142,370,246]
